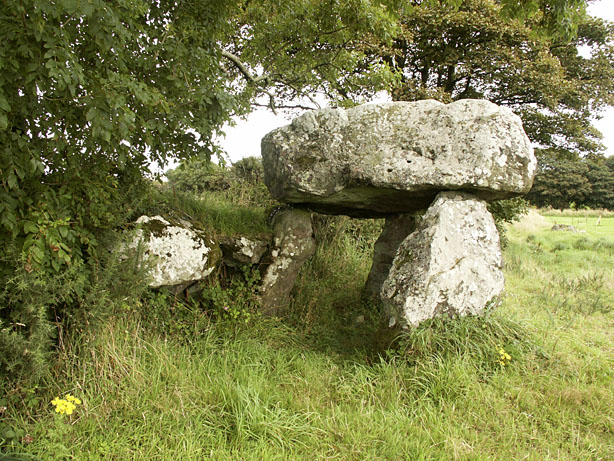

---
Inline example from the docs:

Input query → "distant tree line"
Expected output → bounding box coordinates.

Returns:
[527,153,614,210]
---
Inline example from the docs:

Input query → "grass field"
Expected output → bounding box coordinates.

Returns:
[543,214,614,238]
[1,212,613,460]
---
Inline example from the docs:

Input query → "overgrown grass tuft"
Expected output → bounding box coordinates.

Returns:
[137,186,272,238]
[393,312,543,370]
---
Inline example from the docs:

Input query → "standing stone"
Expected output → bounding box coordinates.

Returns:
[260,99,536,328]
[262,99,536,217]
[259,209,316,314]
[364,214,418,299]
[381,192,504,328]
[220,236,269,267]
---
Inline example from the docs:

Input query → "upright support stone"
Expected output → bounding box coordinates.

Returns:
[381,192,505,328]
[364,214,418,299]
[259,209,316,314]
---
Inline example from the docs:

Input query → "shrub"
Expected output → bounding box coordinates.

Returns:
[166,156,277,210]
[198,265,262,325]
[488,197,529,246]
[166,157,230,194]
[0,230,151,385]
[231,156,265,183]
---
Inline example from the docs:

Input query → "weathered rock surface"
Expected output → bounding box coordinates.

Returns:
[220,236,269,267]
[262,99,536,217]
[381,192,504,328]
[259,209,316,313]
[364,214,418,299]
[125,215,221,288]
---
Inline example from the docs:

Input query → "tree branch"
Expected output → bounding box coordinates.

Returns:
[221,50,269,84]
[252,102,317,111]
[221,49,324,114]
[283,82,321,109]
[221,50,278,113]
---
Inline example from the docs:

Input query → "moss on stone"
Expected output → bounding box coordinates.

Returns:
[140,217,169,239]
[295,154,318,169]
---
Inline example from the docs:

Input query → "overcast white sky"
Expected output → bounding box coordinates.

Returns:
[217,0,614,163]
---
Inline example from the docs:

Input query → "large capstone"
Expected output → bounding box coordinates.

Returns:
[381,192,504,328]
[124,215,221,288]
[262,99,536,217]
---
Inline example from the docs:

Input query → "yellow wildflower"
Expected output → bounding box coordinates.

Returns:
[65,394,82,405]
[51,394,82,415]
[497,346,512,367]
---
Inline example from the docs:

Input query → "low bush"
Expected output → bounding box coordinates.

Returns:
[0,230,151,385]
[488,197,529,246]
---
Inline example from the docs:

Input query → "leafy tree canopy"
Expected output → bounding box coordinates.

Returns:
[528,151,614,209]
[357,0,614,159]
[0,0,401,270]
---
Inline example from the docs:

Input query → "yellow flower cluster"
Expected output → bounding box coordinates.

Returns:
[51,394,82,415]
[498,347,512,367]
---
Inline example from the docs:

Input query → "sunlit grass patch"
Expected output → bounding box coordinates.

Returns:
[139,186,272,238]
[542,213,614,238]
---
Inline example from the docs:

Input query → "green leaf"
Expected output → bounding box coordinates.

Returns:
[23,221,38,234]
[0,92,10,111]
[86,106,97,122]
[102,129,111,143]
[59,0,79,14]
[30,245,45,263]
[6,171,17,189]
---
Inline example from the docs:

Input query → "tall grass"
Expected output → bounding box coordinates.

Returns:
[1,214,613,460]
[138,186,272,238]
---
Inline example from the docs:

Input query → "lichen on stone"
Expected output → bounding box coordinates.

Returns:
[123,214,222,288]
